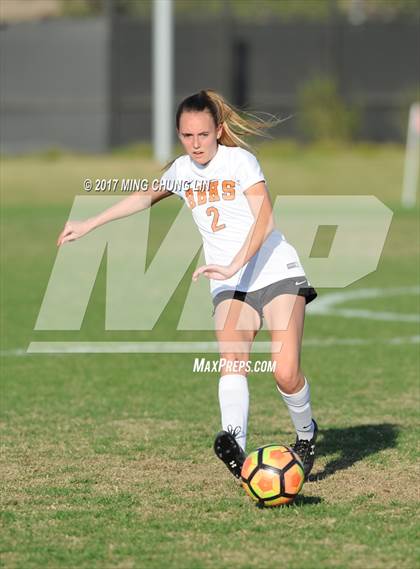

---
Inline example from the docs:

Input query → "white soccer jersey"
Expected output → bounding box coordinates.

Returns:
[160,144,307,296]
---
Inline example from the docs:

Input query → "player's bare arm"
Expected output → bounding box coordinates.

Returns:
[192,181,274,282]
[56,187,173,247]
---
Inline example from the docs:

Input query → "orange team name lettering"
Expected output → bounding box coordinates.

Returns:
[184,180,236,209]
[185,188,196,209]
[208,180,220,202]
[222,180,235,200]
[196,184,207,205]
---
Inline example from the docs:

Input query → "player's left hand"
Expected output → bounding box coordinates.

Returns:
[192,263,236,282]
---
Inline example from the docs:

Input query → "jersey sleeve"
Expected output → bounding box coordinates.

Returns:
[159,159,183,199]
[159,160,177,191]
[236,150,265,193]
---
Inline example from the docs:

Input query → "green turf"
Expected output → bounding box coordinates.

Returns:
[1,143,419,568]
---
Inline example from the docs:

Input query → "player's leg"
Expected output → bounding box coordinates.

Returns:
[213,298,260,478]
[263,294,318,479]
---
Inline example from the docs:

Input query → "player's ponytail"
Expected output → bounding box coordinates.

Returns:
[206,90,279,149]
[176,89,281,150]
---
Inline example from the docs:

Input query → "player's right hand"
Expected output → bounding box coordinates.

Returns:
[56,220,92,247]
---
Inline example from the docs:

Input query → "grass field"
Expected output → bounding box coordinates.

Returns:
[1,142,419,568]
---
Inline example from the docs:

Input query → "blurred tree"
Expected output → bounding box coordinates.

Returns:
[297,76,361,142]
[115,0,151,17]
[59,0,102,17]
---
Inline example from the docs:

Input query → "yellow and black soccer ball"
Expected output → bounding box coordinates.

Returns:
[241,444,305,507]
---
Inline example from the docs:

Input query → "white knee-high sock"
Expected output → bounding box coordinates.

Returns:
[277,377,315,441]
[218,374,249,451]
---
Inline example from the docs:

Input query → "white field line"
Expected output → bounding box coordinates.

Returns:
[0,335,419,356]
[2,287,419,355]
[308,285,420,322]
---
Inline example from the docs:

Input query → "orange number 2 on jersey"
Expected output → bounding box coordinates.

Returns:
[206,206,226,232]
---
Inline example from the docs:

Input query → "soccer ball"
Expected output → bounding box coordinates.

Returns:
[241,444,305,507]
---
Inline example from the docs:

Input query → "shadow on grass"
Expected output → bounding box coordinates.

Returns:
[308,423,399,482]
[292,495,322,506]
[253,495,323,510]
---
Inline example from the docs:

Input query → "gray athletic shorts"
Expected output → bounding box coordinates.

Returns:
[211,276,317,327]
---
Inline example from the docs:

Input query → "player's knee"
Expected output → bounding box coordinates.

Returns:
[220,352,249,375]
[273,363,300,393]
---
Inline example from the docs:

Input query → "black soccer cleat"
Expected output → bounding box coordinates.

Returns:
[292,419,318,480]
[214,426,247,479]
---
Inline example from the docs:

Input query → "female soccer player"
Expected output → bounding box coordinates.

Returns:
[57,90,318,480]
